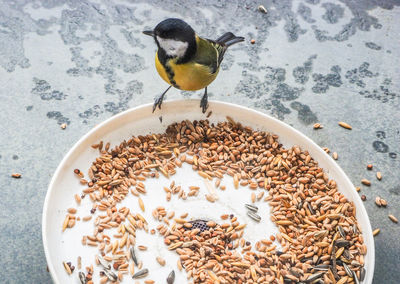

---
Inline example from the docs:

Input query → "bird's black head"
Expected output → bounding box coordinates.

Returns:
[143,18,197,64]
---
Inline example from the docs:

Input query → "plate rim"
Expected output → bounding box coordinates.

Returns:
[42,99,375,283]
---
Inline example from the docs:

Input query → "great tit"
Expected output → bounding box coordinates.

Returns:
[143,18,244,113]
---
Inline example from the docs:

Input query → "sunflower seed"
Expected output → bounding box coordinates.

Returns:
[353,270,360,284]
[338,225,346,239]
[245,204,258,212]
[335,239,350,248]
[78,272,86,284]
[312,264,329,271]
[167,270,175,284]
[352,224,358,234]
[306,272,323,282]
[331,243,338,279]
[343,263,353,277]
[360,267,366,281]
[104,269,118,281]
[130,247,138,265]
[97,255,111,270]
[247,211,261,222]
[132,268,149,279]
[307,202,315,215]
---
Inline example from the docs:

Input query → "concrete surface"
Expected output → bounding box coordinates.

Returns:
[0,0,399,283]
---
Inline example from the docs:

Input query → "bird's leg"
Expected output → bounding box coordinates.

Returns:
[153,86,172,113]
[200,87,209,113]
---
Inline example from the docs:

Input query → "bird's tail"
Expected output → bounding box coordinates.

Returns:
[216,32,245,47]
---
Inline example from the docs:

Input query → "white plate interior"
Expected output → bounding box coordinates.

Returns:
[43,100,374,283]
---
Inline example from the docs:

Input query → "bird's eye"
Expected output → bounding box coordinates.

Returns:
[169,47,175,51]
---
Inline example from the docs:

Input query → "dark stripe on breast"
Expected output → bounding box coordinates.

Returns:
[158,49,180,89]
[164,63,180,89]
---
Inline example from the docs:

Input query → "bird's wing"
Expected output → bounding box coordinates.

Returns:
[210,40,227,67]
[193,36,226,74]
[212,32,244,65]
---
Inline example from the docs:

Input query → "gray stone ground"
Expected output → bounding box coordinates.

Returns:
[0,0,399,283]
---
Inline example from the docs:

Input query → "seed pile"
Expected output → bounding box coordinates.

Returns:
[63,118,367,283]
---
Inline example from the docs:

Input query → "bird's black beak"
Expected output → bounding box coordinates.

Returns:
[143,30,154,37]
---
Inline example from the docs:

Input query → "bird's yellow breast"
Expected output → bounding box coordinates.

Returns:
[155,52,219,91]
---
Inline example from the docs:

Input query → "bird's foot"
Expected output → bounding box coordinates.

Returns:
[200,88,209,113]
[152,86,172,113]
[152,95,164,113]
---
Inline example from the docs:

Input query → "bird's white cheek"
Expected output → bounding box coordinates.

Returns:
[157,36,188,58]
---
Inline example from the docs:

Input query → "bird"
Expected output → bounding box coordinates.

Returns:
[143,18,244,113]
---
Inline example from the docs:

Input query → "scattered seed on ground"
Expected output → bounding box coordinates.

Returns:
[313,123,322,129]
[258,5,267,13]
[388,215,398,223]
[338,121,352,130]
[361,179,371,186]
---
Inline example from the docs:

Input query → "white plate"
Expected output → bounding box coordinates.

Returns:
[43,100,374,284]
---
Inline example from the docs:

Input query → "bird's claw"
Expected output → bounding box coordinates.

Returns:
[152,96,164,113]
[153,86,172,113]
[200,97,208,113]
